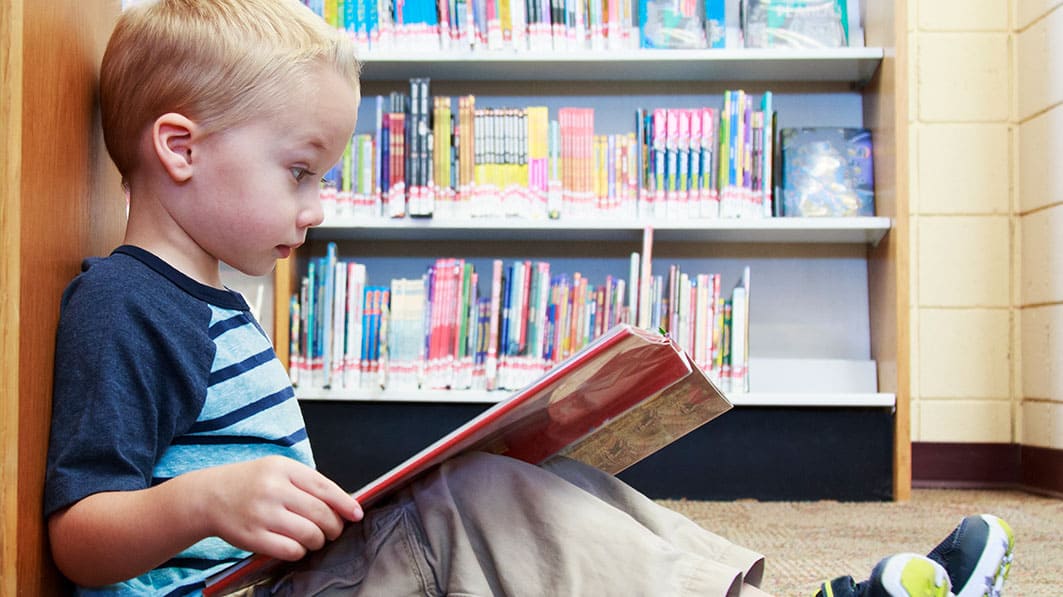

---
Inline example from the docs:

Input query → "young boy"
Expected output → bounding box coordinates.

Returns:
[44,1,1014,595]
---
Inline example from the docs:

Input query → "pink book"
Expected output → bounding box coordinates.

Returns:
[203,324,731,595]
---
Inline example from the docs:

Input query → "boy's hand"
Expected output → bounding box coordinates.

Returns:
[48,456,363,587]
[198,456,363,561]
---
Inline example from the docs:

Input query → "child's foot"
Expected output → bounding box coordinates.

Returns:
[927,514,1014,597]
[814,553,951,597]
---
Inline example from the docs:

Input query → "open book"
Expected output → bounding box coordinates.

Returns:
[204,323,732,595]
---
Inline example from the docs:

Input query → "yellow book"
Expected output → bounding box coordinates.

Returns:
[527,106,549,199]
[440,97,452,199]
[324,0,338,27]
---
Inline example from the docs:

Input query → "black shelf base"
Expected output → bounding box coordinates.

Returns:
[300,401,894,503]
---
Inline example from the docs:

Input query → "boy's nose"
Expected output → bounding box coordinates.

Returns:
[299,196,325,228]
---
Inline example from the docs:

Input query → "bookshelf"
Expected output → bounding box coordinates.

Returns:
[297,387,895,407]
[312,216,892,244]
[356,47,884,83]
[275,13,909,500]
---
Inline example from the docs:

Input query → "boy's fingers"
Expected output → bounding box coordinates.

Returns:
[250,531,308,562]
[283,489,347,542]
[290,467,363,522]
[269,509,329,552]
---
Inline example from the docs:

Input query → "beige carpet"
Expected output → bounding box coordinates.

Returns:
[660,489,1062,596]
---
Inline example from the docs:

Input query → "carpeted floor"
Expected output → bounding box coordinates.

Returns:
[660,488,1062,596]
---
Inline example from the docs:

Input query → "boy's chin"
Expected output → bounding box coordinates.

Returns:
[223,259,277,279]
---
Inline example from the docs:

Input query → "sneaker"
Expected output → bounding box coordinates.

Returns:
[927,514,1014,597]
[814,553,951,597]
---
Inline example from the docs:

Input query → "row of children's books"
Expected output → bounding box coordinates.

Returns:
[322,81,776,221]
[288,243,751,395]
[300,0,860,52]
[303,0,641,52]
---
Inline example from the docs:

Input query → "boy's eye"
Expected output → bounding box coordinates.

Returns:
[290,167,315,182]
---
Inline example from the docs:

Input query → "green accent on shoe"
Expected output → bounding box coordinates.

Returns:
[898,557,949,597]
[988,515,1015,595]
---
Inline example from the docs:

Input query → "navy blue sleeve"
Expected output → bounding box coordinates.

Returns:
[44,256,216,518]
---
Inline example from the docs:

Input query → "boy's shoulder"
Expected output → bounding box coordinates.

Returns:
[62,245,247,317]
[61,247,180,320]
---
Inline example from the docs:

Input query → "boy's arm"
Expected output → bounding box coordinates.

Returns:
[49,456,363,588]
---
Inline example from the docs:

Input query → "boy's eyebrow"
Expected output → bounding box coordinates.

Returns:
[300,137,328,151]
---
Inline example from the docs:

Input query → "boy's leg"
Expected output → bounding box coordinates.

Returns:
[541,455,766,586]
[250,500,435,596]
[741,583,773,596]
[406,451,755,596]
[257,452,766,596]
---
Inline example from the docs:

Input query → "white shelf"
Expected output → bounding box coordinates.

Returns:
[297,387,501,404]
[726,393,894,407]
[295,387,895,408]
[359,48,884,85]
[310,215,891,245]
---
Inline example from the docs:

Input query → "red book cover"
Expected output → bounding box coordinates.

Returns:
[203,324,731,595]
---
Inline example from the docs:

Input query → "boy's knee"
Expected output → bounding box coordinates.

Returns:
[434,452,541,498]
[442,451,521,479]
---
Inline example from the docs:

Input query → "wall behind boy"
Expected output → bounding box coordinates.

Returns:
[1014,1,1063,492]
[909,0,1063,494]
[0,1,125,594]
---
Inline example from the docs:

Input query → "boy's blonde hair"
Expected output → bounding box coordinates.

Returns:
[101,0,361,178]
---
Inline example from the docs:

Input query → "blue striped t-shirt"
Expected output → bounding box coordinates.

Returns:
[45,245,314,595]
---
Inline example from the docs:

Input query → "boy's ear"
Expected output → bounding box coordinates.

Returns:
[152,113,198,183]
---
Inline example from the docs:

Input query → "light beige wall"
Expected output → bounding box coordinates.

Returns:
[1015,0,1063,450]
[910,0,1063,450]
[908,0,1015,443]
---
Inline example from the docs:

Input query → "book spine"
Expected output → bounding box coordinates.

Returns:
[331,259,348,387]
[321,243,337,387]
[485,258,503,389]
[344,263,364,388]
[760,91,774,218]
[637,226,653,329]
[306,260,318,385]
[289,292,301,385]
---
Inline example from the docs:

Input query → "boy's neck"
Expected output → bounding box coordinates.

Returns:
[124,232,225,289]
[122,176,226,288]
[123,214,224,289]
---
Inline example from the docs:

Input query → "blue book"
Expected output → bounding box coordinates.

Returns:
[760,91,774,217]
[423,266,436,364]
[360,286,373,374]
[779,127,875,217]
[704,0,725,48]
[542,303,556,361]
[375,96,385,197]
[343,0,358,34]
[306,260,317,380]
[321,244,338,386]
[499,265,513,357]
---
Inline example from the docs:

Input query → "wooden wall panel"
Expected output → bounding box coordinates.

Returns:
[1,0,25,594]
[3,1,124,594]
